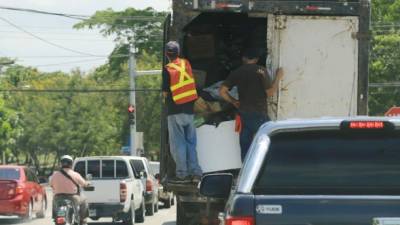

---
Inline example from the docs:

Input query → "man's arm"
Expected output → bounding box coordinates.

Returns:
[74,173,89,187]
[267,68,284,97]
[219,84,240,108]
[162,68,170,103]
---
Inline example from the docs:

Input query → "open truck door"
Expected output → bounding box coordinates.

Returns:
[267,15,360,120]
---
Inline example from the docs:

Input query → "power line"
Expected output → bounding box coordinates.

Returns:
[32,58,106,67]
[0,6,87,20]
[0,16,101,57]
[0,88,161,93]
[0,6,166,21]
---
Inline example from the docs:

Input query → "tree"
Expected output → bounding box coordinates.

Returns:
[368,0,400,115]
[74,7,166,76]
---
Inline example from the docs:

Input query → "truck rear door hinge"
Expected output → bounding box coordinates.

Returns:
[274,16,287,30]
[351,31,372,40]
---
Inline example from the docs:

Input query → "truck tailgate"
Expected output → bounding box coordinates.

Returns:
[0,180,16,200]
[84,180,121,203]
[255,196,400,225]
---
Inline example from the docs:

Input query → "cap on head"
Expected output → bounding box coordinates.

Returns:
[243,48,262,60]
[166,41,180,55]
[60,155,73,168]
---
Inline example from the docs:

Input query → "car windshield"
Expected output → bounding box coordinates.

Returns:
[254,130,400,195]
[0,168,20,180]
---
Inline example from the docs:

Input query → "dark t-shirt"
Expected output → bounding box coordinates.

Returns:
[223,64,272,114]
[162,68,194,115]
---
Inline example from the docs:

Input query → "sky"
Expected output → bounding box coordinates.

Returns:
[0,0,171,72]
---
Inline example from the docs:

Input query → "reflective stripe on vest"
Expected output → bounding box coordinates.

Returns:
[166,58,198,104]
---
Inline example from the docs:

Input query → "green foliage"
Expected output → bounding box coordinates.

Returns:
[74,7,166,73]
[369,0,400,115]
[369,32,400,115]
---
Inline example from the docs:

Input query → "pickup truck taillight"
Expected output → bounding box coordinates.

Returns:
[120,182,127,203]
[146,179,153,192]
[226,216,254,225]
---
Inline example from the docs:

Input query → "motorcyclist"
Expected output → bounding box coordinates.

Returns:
[50,155,89,225]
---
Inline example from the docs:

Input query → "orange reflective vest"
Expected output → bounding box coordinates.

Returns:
[165,58,198,105]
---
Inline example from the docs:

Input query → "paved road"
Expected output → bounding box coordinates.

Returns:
[0,187,176,225]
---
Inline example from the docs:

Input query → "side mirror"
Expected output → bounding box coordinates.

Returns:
[140,171,147,178]
[83,186,95,191]
[200,174,233,199]
[86,174,93,181]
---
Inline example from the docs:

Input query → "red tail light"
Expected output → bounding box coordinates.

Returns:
[146,179,153,192]
[120,182,127,202]
[226,216,254,225]
[56,216,66,225]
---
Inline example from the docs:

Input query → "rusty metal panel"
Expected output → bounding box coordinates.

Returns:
[268,15,359,120]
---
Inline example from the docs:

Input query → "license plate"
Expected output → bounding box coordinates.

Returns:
[89,209,96,217]
[373,218,400,225]
[57,211,66,217]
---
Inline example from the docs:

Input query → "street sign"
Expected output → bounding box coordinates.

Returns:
[121,146,130,155]
[128,105,135,113]
[385,107,400,117]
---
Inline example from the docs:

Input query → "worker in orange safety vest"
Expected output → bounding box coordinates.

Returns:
[162,41,202,184]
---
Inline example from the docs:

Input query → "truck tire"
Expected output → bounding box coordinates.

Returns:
[164,196,171,209]
[122,205,135,225]
[176,199,188,225]
[154,197,159,213]
[135,200,145,223]
[145,203,154,216]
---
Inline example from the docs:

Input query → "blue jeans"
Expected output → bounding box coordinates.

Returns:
[239,111,270,161]
[167,113,202,178]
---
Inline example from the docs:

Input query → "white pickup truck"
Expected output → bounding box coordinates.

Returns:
[73,156,145,225]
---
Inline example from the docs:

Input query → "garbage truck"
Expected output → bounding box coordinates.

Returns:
[160,0,371,224]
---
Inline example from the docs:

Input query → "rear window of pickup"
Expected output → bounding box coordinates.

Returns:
[253,130,400,195]
[74,159,129,179]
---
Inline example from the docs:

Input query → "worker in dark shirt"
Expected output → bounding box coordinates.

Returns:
[162,41,202,183]
[219,48,284,161]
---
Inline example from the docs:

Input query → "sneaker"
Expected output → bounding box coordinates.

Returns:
[191,175,202,183]
[169,176,191,184]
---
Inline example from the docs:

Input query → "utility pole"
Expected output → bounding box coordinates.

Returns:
[129,42,138,156]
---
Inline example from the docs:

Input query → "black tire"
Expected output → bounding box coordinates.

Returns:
[164,196,171,209]
[171,196,175,206]
[122,205,135,225]
[176,199,187,225]
[36,198,46,218]
[154,200,159,213]
[22,200,33,221]
[135,200,145,223]
[145,203,154,216]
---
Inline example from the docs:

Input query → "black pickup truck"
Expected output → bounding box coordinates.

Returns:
[201,118,400,225]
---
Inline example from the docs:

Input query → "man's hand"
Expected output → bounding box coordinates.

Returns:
[232,100,240,109]
[162,92,168,104]
[219,85,240,109]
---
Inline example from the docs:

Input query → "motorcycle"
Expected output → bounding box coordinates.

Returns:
[53,186,95,225]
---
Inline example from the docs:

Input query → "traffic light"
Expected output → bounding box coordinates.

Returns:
[128,105,135,125]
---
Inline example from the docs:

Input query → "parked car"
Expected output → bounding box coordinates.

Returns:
[73,156,145,225]
[129,157,159,216]
[149,161,174,208]
[201,118,400,225]
[0,165,47,220]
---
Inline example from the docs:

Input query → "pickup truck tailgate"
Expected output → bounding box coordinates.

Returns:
[84,180,121,203]
[255,196,400,225]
